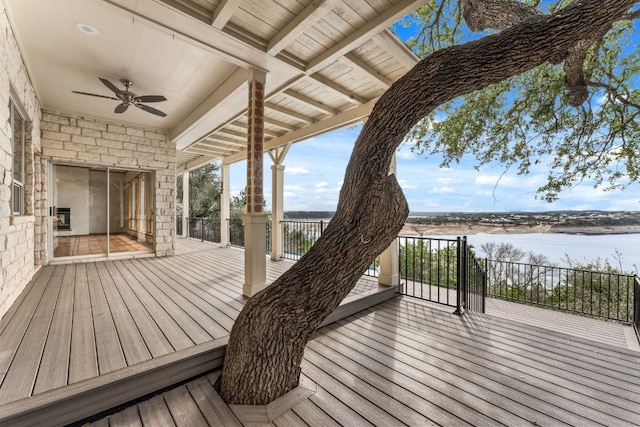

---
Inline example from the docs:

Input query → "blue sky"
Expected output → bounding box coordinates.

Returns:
[226,124,640,213]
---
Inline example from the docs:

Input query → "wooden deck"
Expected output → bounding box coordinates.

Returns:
[2,239,640,426]
[90,296,640,426]
[0,239,391,426]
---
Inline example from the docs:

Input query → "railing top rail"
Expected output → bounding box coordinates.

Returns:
[281,219,326,223]
[397,234,459,243]
[485,258,637,278]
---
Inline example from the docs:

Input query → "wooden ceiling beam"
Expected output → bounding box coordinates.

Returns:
[211,0,243,29]
[264,117,297,132]
[308,74,366,105]
[265,102,316,124]
[305,0,426,74]
[343,53,394,88]
[204,135,246,146]
[223,98,377,164]
[283,89,338,115]
[372,30,420,71]
[267,0,337,55]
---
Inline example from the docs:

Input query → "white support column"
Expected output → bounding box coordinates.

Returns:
[268,144,291,261]
[220,163,230,247]
[378,153,400,286]
[182,171,189,238]
[243,68,268,297]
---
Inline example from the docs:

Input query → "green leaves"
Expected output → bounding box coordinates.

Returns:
[404,0,640,202]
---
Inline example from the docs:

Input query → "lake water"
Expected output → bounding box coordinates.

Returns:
[427,233,639,273]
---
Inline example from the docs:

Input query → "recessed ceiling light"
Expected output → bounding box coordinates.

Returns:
[76,22,99,36]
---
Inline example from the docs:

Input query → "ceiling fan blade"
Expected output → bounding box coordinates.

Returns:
[72,91,119,101]
[99,77,122,95]
[135,95,167,103]
[135,103,167,117]
[115,103,129,114]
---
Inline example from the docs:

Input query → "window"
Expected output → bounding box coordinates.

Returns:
[10,99,25,215]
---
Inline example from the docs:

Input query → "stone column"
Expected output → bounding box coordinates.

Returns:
[243,69,268,297]
[220,162,230,247]
[182,171,189,238]
[378,154,400,286]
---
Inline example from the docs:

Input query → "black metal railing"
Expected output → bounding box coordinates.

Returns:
[281,220,325,260]
[634,276,640,341]
[176,215,183,236]
[228,217,245,247]
[485,258,636,323]
[279,220,379,277]
[186,216,221,243]
[398,236,485,313]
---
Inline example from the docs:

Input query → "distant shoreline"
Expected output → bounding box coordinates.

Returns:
[399,223,640,236]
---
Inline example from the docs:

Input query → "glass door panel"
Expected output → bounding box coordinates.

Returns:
[52,164,107,258]
[51,164,154,259]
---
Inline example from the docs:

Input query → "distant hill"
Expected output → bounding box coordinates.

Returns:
[284,211,334,219]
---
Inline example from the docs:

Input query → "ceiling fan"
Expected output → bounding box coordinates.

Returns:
[73,78,167,117]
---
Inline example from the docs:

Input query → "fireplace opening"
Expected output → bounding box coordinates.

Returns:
[55,207,71,230]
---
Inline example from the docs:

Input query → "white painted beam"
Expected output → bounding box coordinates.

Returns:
[169,68,248,144]
[309,74,366,105]
[223,98,377,164]
[204,136,246,147]
[211,0,243,29]
[267,0,336,55]
[305,0,427,74]
[373,30,420,71]
[283,89,338,115]
[343,53,393,88]
[177,155,219,173]
[265,102,316,124]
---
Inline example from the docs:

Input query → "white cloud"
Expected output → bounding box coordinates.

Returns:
[286,166,309,175]
[437,177,462,185]
[398,179,418,190]
[427,186,455,194]
[396,143,415,160]
[315,181,328,189]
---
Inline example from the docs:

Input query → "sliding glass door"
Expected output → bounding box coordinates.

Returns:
[51,163,154,260]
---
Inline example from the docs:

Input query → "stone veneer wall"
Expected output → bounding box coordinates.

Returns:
[0,1,42,320]
[37,111,176,262]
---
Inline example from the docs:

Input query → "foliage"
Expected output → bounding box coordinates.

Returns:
[482,242,635,321]
[177,163,221,218]
[282,223,318,257]
[396,1,640,201]
[400,238,460,288]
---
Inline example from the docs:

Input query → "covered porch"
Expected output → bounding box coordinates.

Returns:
[1,239,639,426]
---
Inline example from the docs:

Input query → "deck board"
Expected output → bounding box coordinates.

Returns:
[137,394,176,427]
[116,259,196,351]
[163,385,209,427]
[0,267,52,386]
[105,261,174,358]
[92,296,640,427]
[86,261,127,374]
[0,265,65,404]
[95,261,152,365]
[68,263,99,384]
[33,264,75,394]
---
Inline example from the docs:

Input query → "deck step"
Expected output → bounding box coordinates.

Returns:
[0,285,397,427]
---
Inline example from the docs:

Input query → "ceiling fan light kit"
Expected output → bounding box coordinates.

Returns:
[72,77,167,117]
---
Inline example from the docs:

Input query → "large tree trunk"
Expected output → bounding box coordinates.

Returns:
[220,0,636,405]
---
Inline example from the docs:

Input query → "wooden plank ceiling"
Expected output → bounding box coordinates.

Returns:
[162,0,422,171]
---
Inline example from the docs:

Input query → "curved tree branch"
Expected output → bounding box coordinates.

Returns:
[462,0,613,106]
[220,0,638,406]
